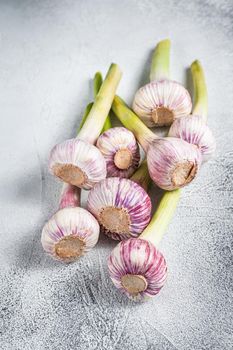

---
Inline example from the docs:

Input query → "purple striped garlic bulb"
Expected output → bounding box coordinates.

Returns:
[41,184,99,262]
[49,63,122,190]
[147,137,202,190]
[132,39,192,127]
[87,177,152,241]
[108,238,167,301]
[133,80,192,127]
[108,190,181,301]
[168,115,216,162]
[96,127,140,178]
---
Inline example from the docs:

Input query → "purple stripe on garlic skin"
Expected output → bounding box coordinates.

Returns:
[108,238,167,301]
[49,138,107,190]
[168,115,216,163]
[87,177,152,241]
[132,80,192,127]
[147,137,202,190]
[96,127,140,178]
[41,207,100,263]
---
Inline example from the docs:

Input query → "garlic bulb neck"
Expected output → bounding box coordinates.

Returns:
[59,184,81,209]
[114,148,133,170]
[55,235,85,261]
[121,274,148,295]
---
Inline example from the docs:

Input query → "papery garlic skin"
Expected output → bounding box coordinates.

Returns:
[49,138,106,190]
[108,238,167,301]
[132,80,192,127]
[96,127,140,178]
[87,177,152,240]
[168,115,216,162]
[147,137,202,190]
[41,207,99,262]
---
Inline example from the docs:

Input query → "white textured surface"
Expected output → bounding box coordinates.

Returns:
[0,1,232,349]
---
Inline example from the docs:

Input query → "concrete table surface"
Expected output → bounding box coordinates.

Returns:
[0,1,232,349]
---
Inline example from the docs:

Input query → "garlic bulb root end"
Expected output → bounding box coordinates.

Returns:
[99,206,131,235]
[121,274,148,295]
[171,161,198,188]
[152,106,174,126]
[53,163,87,187]
[55,235,85,261]
[114,148,133,170]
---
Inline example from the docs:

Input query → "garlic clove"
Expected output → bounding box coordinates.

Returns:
[147,137,202,190]
[87,177,152,240]
[132,80,192,127]
[108,238,167,301]
[41,207,99,262]
[49,138,107,190]
[168,114,216,162]
[96,127,140,178]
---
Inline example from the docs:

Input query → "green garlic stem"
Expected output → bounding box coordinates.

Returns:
[78,102,93,132]
[150,39,171,82]
[130,159,151,192]
[112,96,156,152]
[191,60,208,122]
[78,63,122,144]
[94,72,112,133]
[140,189,181,246]
[93,72,103,98]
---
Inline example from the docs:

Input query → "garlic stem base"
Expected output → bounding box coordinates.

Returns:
[99,206,130,235]
[53,163,87,187]
[55,235,85,261]
[114,148,133,170]
[171,161,197,188]
[152,107,174,126]
[121,274,148,295]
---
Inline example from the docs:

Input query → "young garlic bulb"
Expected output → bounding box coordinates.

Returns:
[41,184,99,262]
[87,161,152,240]
[49,64,122,190]
[168,61,216,162]
[112,96,202,191]
[96,127,140,178]
[108,190,180,301]
[132,39,192,127]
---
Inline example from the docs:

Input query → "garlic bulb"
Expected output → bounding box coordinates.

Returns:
[112,96,202,191]
[49,138,107,190]
[168,115,216,162]
[87,176,152,241]
[133,79,192,127]
[108,189,180,301]
[132,39,192,127]
[41,183,99,262]
[147,137,202,190]
[49,63,122,189]
[169,61,216,162]
[41,207,99,263]
[108,238,167,301]
[96,127,140,178]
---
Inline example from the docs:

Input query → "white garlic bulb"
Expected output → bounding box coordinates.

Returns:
[133,79,192,127]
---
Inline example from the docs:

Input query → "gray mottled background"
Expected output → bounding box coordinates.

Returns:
[0,0,232,349]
